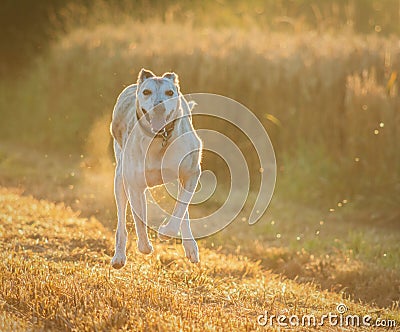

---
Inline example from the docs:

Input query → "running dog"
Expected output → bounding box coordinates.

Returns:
[110,69,201,269]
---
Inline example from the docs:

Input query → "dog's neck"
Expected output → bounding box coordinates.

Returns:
[135,102,175,147]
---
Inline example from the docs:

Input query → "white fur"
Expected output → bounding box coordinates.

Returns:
[110,69,202,269]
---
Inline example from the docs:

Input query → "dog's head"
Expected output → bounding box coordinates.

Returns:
[136,68,181,134]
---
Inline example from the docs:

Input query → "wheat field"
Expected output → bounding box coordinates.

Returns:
[2,20,399,208]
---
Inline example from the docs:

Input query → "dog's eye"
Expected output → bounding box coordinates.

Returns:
[142,89,152,96]
[165,90,174,97]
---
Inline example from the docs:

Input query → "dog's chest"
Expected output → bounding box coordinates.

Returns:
[144,140,185,187]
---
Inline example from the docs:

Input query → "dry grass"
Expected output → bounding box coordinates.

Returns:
[210,206,400,308]
[0,186,398,331]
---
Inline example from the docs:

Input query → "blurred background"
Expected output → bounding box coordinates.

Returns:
[0,0,399,308]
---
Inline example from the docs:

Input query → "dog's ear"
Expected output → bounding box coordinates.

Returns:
[162,72,179,85]
[138,68,155,84]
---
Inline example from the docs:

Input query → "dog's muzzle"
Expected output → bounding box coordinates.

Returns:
[141,106,170,135]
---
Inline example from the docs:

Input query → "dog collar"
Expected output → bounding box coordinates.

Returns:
[136,108,175,147]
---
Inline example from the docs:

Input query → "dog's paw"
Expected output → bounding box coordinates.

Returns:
[158,223,180,241]
[183,239,199,263]
[138,240,153,255]
[111,253,126,269]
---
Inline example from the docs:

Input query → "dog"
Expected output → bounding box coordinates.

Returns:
[110,68,202,269]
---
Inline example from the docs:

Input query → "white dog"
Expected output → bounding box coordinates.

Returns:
[110,69,202,269]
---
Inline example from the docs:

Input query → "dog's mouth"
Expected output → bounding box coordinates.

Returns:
[141,107,168,135]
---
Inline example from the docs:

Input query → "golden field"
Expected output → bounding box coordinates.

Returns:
[1,20,399,208]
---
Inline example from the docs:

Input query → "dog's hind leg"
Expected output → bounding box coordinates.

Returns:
[181,210,199,263]
[111,161,128,269]
[126,188,153,255]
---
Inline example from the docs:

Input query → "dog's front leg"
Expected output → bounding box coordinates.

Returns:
[181,210,199,263]
[158,170,200,263]
[111,163,128,269]
[127,188,153,255]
